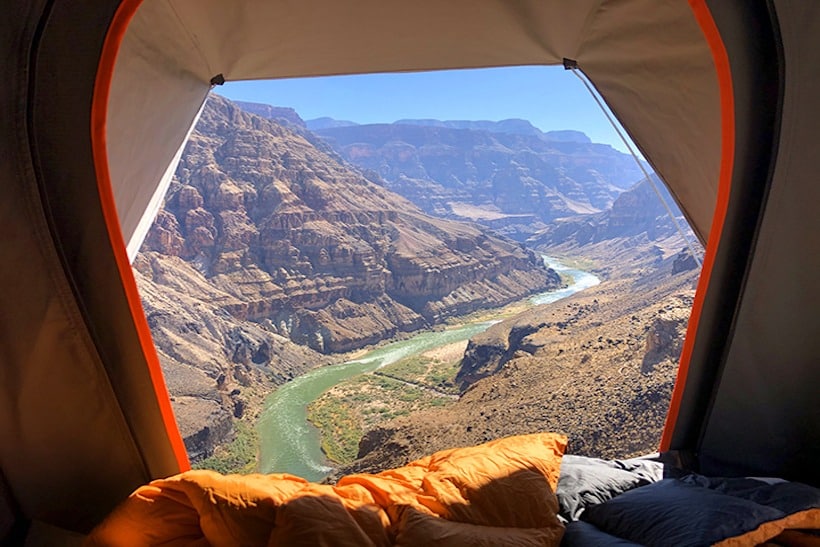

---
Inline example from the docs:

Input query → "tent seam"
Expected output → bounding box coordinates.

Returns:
[693,0,788,460]
[575,0,607,59]
[163,0,213,79]
[659,0,735,452]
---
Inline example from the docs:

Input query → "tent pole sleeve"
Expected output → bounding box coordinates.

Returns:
[91,0,190,472]
[660,0,735,451]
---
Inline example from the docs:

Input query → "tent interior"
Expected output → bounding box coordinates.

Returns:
[1,0,818,540]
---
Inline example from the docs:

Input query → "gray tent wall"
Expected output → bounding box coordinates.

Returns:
[0,0,187,533]
[680,0,820,484]
[1,0,818,536]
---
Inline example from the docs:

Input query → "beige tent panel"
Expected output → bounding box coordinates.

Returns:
[580,1,719,240]
[108,0,720,254]
[107,0,211,259]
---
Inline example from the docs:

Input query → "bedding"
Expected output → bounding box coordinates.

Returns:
[555,454,667,522]
[86,432,567,546]
[86,437,820,546]
[562,475,820,546]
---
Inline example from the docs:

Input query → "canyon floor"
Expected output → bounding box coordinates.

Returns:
[315,234,700,478]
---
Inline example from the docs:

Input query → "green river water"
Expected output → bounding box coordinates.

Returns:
[256,257,599,481]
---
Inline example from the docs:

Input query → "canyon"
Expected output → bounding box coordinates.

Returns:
[331,238,700,478]
[135,95,561,462]
[309,116,647,240]
[135,94,701,472]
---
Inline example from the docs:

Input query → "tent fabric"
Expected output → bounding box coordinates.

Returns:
[664,0,820,486]
[86,433,567,546]
[109,0,720,256]
[659,0,736,458]
[694,0,820,483]
[0,0,185,532]
[106,0,211,260]
[93,0,191,473]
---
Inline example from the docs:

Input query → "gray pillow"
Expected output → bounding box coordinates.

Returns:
[556,455,665,521]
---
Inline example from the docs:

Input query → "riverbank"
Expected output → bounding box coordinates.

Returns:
[303,261,596,469]
[332,248,699,478]
[256,257,598,481]
[255,320,494,479]
[308,347,462,463]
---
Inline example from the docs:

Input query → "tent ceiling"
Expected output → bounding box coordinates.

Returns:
[151,0,594,81]
[109,0,720,256]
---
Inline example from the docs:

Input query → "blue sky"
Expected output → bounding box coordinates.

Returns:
[216,66,636,154]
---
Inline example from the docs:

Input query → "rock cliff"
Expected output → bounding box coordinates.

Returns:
[145,95,558,353]
[312,120,646,239]
[527,175,693,248]
[233,101,306,129]
[133,252,330,462]
[137,95,561,459]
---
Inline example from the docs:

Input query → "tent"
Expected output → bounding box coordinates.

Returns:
[1,0,817,537]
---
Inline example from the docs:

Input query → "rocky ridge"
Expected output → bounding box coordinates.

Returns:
[233,101,306,129]
[144,95,559,353]
[527,175,694,248]
[390,119,589,141]
[312,121,647,240]
[334,240,699,476]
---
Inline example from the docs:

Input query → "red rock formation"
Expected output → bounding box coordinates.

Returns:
[142,95,560,355]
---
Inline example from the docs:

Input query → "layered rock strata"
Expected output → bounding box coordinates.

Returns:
[143,95,558,354]
[313,121,646,239]
[136,95,560,459]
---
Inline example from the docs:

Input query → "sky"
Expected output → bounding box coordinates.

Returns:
[215,65,637,155]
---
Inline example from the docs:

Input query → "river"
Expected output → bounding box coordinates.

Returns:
[256,256,599,481]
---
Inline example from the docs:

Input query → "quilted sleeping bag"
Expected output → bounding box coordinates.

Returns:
[86,432,567,546]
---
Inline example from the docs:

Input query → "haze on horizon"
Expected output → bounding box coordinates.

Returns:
[216,65,638,155]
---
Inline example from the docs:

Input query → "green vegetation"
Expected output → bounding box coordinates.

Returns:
[307,395,364,463]
[381,355,428,380]
[307,352,461,465]
[193,419,258,474]
[377,353,461,394]
[426,361,461,392]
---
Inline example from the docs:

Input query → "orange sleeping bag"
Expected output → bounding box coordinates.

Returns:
[86,432,567,546]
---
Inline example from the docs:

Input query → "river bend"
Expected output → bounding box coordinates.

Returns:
[257,257,599,480]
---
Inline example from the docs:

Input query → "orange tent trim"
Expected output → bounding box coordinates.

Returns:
[91,0,190,471]
[661,0,736,451]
